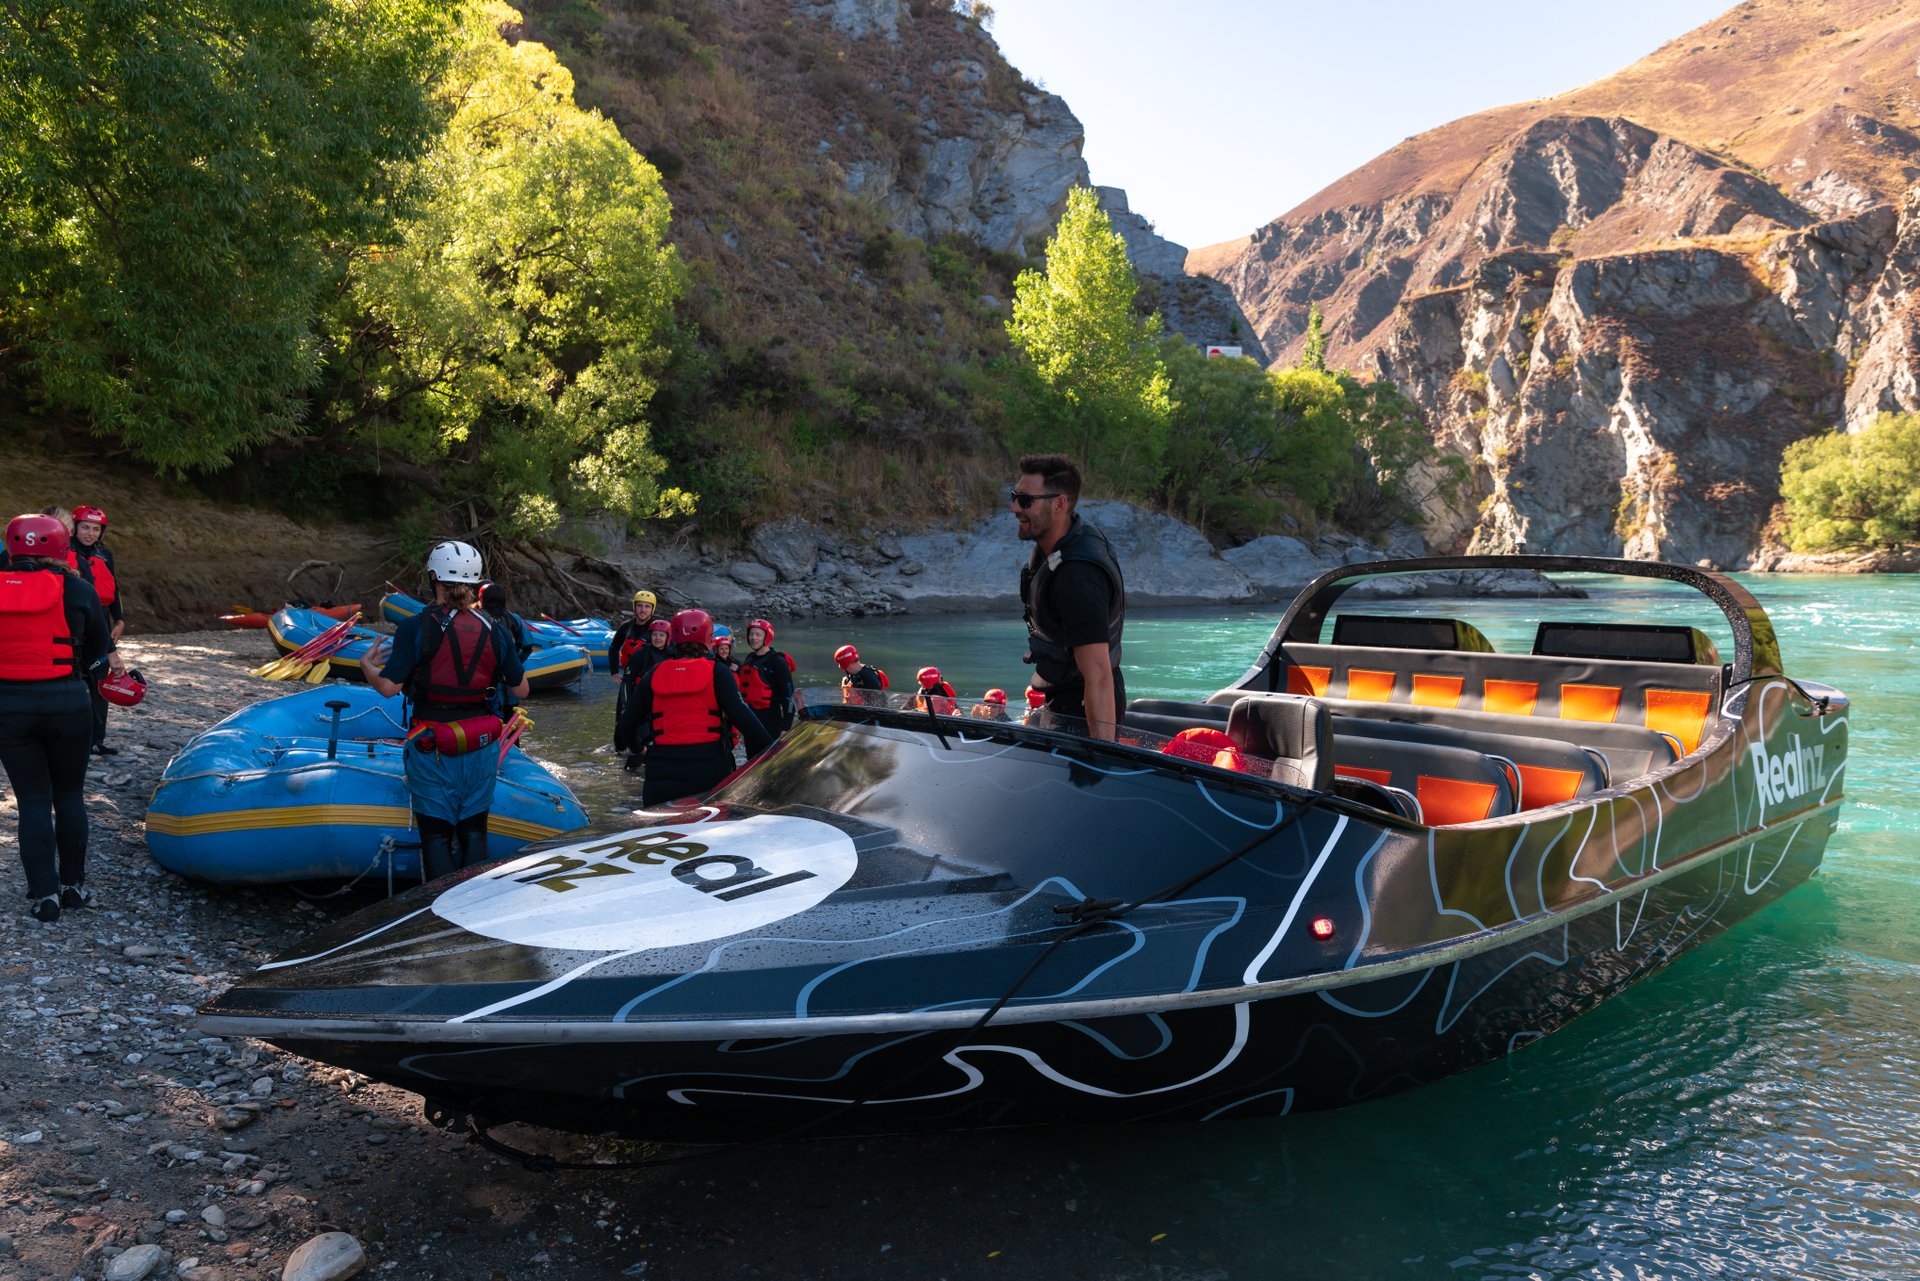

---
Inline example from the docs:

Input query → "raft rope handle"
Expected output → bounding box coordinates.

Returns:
[456,786,1336,1173]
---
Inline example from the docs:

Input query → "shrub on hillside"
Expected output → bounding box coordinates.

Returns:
[1779,413,1920,550]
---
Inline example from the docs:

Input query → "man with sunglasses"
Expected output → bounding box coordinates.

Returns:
[1012,454,1125,741]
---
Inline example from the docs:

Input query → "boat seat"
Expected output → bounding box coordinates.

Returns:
[1123,707,1223,741]
[1238,695,1680,784]
[1331,736,1517,826]
[1332,715,1608,811]
[1223,696,1333,791]
[1129,697,1229,724]
[1331,774,1422,822]
[1235,642,1723,756]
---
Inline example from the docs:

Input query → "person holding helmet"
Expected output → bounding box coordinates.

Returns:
[834,644,886,700]
[737,618,796,739]
[971,688,1011,722]
[616,609,772,806]
[360,540,529,882]
[0,514,122,922]
[1011,454,1126,741]
[68,506,126,754]
[912,666,957,715]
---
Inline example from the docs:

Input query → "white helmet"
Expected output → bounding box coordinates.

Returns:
[425,540,484,584]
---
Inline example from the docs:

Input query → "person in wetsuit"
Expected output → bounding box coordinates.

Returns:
[834,644,886,701]
[737,618,796,740]
[1012,454,1125,741]
[360,541,529,881]
[0,514,122,922]
[609,588,659,724]
[68,506,124,755]
[616,609,772,806]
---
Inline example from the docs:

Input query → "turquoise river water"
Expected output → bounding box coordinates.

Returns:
[516,573,1917,1278]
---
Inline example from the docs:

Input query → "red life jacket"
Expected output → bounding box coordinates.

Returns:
[619,634,647,669]
[913,680,957,714]
[650,657,724,746]
[77,549,115,607]
[0,571,76,680]
[737,661,773,709]
[412,606,499,709]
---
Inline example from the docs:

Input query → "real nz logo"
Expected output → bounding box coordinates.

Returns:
[1749,735,1825,808]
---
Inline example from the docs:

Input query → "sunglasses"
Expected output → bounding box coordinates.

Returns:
[1008,489,1061,509]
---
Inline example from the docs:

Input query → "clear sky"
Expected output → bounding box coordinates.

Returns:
[987,0,1738,251]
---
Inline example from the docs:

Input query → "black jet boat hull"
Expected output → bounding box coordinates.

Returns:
[201,558,1849,1142]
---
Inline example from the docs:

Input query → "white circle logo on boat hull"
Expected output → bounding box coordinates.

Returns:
[433,813,858,951]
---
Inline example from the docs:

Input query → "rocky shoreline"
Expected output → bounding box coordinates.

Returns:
[0,630,1278,1281]
[587,501,1581,622]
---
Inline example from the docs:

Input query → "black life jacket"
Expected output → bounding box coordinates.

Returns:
[409,606,501,713]
[0,570,76,680]
[651,657,724,746]
[1021,514,1124,689]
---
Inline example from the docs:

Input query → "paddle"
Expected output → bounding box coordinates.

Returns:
[538,613,583,636]
[496,709,532,765]
[250,612,361,681]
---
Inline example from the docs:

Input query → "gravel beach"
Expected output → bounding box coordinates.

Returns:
[1,631,1217,1281]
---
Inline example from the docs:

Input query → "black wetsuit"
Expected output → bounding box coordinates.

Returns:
[72,544,121,750]
[0,566,113,903]
[1021,513,1126,726]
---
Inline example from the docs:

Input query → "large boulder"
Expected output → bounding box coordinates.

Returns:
[748,518,822,582]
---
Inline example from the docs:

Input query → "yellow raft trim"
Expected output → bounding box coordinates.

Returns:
[147,803,571,842]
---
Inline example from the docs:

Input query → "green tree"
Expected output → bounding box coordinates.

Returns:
[0,0,457,470]
[1300,304,1328,372]
[325,3,690,537]
[1779,413,1920,550]
[1006,186,1170,490]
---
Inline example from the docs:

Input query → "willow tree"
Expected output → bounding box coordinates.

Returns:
[1006,187,1170,491]
[326,3,690,536]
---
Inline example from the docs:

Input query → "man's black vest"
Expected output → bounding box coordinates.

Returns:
[1022,513,1124,688]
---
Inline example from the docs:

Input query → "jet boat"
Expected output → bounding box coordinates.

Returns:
[201,557,1848,1141]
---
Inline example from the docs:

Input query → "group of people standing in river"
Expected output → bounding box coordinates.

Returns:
[2,450,1127,916]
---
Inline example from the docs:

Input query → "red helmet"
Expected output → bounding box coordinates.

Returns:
[983,688,1007,705]
[647,618,672,635]
[833,644,859,668]
[916,666,943,689]
[71,505,108,529]
[1025,686,1046,708]
[99,669,147,707]
[6,514,69,559]
[748,618,775,644]
[669,608,714,648]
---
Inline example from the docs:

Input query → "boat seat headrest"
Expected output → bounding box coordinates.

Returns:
[1226,696,1333,791]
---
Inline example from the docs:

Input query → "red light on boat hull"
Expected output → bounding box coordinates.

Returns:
[1309,916,1336,940]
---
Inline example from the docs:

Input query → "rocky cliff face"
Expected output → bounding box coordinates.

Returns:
[1097,187,1265,359]
[1201,0,1920,564]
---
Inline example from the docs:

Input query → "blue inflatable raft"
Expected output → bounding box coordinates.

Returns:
[378,591,612,673]
[146,686,588,885]
[276,604,589,690]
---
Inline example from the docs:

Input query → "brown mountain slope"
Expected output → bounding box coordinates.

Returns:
[1197,0,1920,566]
[1202,0,1920,362]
